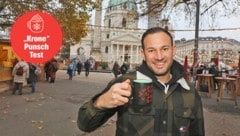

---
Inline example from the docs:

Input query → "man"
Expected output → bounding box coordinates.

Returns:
[84,59,91,77]
[48,58,58,83]
[120,62,128,74]
[67,61,74,80]
[27,62,37,93]
[44,61,51,82]
[112,61,120,78]
[77,27,205,136]
[76,61,83,75]
[12,59,29,95]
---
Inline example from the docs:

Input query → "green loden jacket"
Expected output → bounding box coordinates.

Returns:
[77,60,205,136]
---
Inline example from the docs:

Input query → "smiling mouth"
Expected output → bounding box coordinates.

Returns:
[154,62,164,68]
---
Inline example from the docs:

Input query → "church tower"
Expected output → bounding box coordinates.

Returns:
[104,0,138,28]
[91,0,102,61]
[92,0,102,49]
[70,0,144,69]
[147,1,159,28]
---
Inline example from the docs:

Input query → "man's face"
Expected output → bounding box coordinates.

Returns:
[141,32,176,76]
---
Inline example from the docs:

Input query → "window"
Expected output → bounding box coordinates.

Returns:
[123,2,127,9]
[108,19,111,28]
[164,26,168,31]
[122,18,126,27]
[105,46,108,53]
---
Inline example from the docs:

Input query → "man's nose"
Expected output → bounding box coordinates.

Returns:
[155,50,164,60]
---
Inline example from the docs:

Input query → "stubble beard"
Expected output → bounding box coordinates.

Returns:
[148,60,173,77]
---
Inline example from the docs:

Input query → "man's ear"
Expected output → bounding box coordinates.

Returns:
[141,49,145,61]
[172,44,176,56]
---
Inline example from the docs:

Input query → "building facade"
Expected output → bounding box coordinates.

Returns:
[70,0,175,70]
[70,0,144,69]
[175,37,240,69]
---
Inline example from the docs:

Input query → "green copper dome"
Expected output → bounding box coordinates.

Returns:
[108,0,136,10]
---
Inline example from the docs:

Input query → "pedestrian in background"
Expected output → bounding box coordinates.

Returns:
[48,58,58,83]
[71,60,77,76]
[77,27,205,135]
[12,59,29,95]
[44,61,51,82]
[84,59,91,77]
[76,61,83,75]
[67,61,74,80]
[209,64,219,90]
[120,62,128,74]
[112,61,120,78]
[28,63,37,93]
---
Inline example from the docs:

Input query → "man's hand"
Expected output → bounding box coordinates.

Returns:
[94,79,132,109]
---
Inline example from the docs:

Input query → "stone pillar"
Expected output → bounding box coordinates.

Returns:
[110,44,113,61]
[117,44,119,61]
[130,45,133,64]
[137,45,139,62]
[122,45,125,63]
[93,1,102,49]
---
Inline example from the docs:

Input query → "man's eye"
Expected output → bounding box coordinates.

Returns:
[147,49,154,52]
[163,48,169,51]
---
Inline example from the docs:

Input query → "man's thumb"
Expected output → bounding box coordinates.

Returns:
[124,79,131,84]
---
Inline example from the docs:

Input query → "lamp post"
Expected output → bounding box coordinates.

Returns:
[238,51,240,74]
[192,0,200,84]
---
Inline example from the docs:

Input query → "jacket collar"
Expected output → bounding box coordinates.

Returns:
[137,60,190,91]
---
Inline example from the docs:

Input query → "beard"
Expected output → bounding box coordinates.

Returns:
[154,69,170,77]
[146,60,173,77]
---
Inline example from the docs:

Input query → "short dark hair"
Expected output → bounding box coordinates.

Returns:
[141,27,173,49]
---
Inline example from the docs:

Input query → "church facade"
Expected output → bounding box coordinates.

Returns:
[70,0,145,69]
[70,0,174,69]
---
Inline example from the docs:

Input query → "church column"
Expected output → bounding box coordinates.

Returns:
[110,44,113,61]
[136,45,139,62]
[117,44,119,61]
[130,45,133,64]
[122,44,125,63]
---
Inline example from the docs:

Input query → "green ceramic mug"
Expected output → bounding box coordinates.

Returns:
[131,79,153,113]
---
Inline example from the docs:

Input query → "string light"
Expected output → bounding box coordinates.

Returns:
[86,23,240,32]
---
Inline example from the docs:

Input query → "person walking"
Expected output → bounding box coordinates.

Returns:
[12,60,29,95]
[76,61,82,75]
[112,61,120,78]
[28,63,38,93]
[67,61,74,80]
[77,27,205,136]
[84,59,91,77]
[44,61,51,82]
[120,62,128,75]
[71,60,77,76]
[48,58,58,83]
[209,64,219,86]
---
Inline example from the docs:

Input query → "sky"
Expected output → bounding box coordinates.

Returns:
[169,13,240,41]
[0,0,239,42]
[100,0,240,41]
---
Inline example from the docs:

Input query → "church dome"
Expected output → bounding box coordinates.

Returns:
[108,0,137,10]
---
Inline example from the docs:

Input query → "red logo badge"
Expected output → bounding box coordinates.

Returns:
[10,11,63,63]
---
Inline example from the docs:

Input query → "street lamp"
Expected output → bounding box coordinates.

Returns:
[192,0,200,84]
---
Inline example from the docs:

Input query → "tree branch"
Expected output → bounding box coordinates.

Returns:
[201,0,222,15]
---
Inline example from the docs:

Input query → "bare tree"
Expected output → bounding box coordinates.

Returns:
[133,0,240,28]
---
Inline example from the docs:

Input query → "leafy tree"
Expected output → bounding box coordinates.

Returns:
[0,0,98,43]
[0,0,99,58]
